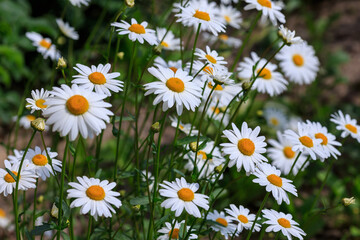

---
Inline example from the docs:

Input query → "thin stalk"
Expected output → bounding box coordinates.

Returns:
[32,179,39,236]
[294,156,310,180]
[189,23,202,74]
[86,217,93,240]
[288,152,301,178]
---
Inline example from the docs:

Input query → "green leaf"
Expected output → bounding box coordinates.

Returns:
[31,223,52,236]
[173,169,186,178]
[154,214,170,229]
[5,168,17,181]
[61,231,71,240]
[129,196,150,206]
[0,66,10,87]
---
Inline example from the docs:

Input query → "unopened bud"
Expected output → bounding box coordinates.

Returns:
[257,110,263,116]
[342,197,355,207]
[153,44,163,56]
[125,0,135,8]
[215,165,223,173]
[31,118,46,132]
[189,142,198,152]
[117,52,125,60]
[56,57,67,69]
[51,203,59,219]
[151,122,160,133]
[37,195,44,203]
[57,36,66,45]
[119,190,126,196]
[241,80,251,91]
[132,204,141,211]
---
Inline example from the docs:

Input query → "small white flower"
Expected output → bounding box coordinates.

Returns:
[225,204,261,233]
[263,106,287,131]
[207,210,238,239]
[244,0,285,26]
[330,110,360,143]
[26,32,61,61]
[203,32,242,48]
[278,25,302,45]
[156,28,181,51]
[0,208,10,228]
[26,88,50,113]
[195,46,227,66]
[17,115,36,129]
[169,116,198,136]
[154,57,183,73]
[56,19,79,40]
[157,220,197,240]
[219,4,242,29]
[204,102,230,126]
[69,0,90,7]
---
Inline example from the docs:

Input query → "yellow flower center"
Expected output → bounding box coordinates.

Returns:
[86,185,106,201]
[168,228,180,239]
[193,10,210,21]
[237,138,255,156]
[345,124,357,134]
[26,115,36,121]
[238,215,249,223]
[66,95,90,115]
[88,72,107,85]
[203,66,213,74]
[197,150,208,160]
[166,77,185,93]
[179,124,184,130]
[0,209,5,218]
[219,34,229,41]
[216,218,228,227]
[224,15,231,23]
[277,218,291,228]
[315,133,328,145]
[207,82,223,91]
[270,117,279,126]
[292,54,304,66]
[39,39,51,49]
[205,54,217,64]
[128,24,146,34]
[257,68,272,79]
[177,188,194,201]
[267,174,283,187]
[32,154,48,166]
[35,99,47,109]
[299,136,314,148]
[211,106,221,115]
[161,41,169,48]
[170,67,178,73]
[4,171,18,183]
[283,146,295,159]
[257,0,272,8]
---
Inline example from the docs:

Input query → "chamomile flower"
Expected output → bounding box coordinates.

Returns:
[56,19,79,40]
[263,106,287,130]
[25,32,60,61]
[286,116,303,132]
[204,32,242,48]
[144,66,202,115]
[156,28,181,51]
[238,52,288,96]
[25,146,62,181]
[157,220,197,240]
[72,63,123,96]
[111,18,158,45]
[0,208,10,228]
[202,78,243,106]
[219,4,242,29]
[141,170,154,192]
[169,116,198,136]
[330,110,360,143]
[221,0,239,5]
[154,57,183,73]
[0,160,37,197]
[205,102,230,126]
[18,115,36,129]
[268,131,308,175]
[207,210,238,239]
[225,204,261,233]
[276,42,319,85]
[159,177,209,218]
[253,163,297,205]
[26,88,50,113]
[67,176,122,220]
[244,0,285,26]
[176,0,226,36]
[262,209,306,240]
[43,84,113,141]
[278,25,302,45]
[7,149,24,164]
[195,46,227,66]
[221,122,267,174]
[69,0,90,7]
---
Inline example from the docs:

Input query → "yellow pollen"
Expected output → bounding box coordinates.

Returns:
[197,150,208,160]
[299,136,314,148]
[277,218,291,228]
[283,146,295,159]
[315,133,328,145]
[169,67,178,73]
[168,228,180,239]
[257,0,272,8]
[179,124,184,129]
[267,174,283,187]
[4,171,18,183]
[193,10,210,21]
[161,41,169,48]
[216,218,228,227]
[88,72,107,85]
[86,185,106,201]
[26,115,36,121]
[211,107,221,115]
[203,66,213,74]
[238,215,249,223]
[219,34,229,41]
[257,68,272,79]
[39,39,51,49]
[166,77,185,93]
[292,54,304,66]
[177,188,194,201]
[345,124,357,134]
[237,138,255,156]
[224,15,231,23]
[66,95,89,115]
[270,118,279,126]
[207,82,223,91]
[128,24,146,34]
[35,99,47,109]
[205,54,217,64]
[0,209,5,218]
[32,154,48,166]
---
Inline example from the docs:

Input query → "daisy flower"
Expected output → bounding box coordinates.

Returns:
[156,28,181,51]
[67,176,122,220]
[43,84,113,141]
[7,149,24,164]
[111,18,158,45]
[221,0,239,5]
[263,106,287,131]
[204,102,230,126]
[56,19,79,40]
[176,0,226,36]
[0,160,37,197]
[276,42,319,85]
[253,163,297,205]
[262,209,306,240]
[244,0,285,26]
[154,57,183,73]
[219,4,242,29]
[195,46,227,66]
[69,0,90,7]
[141,170,154,192]
[268,131,308,175]
[202,78,243,106]
[17,115,36,129]
[0,208,10,228]
[286,116,303,132]
[157,220,197,240]
[204,32,242,48]
[144,66,202,115]
[72,63,123,96]
[330,110,360,143]
[159,177,209,218]
[225,204,261,233]
[26,88,50,113]
[169,116,198,136]
[25,32,60,61]
[238,52,288,96]
[278,25,302,45]
[25,146,62,181]
[206,210,238,239]
[221,122,267,174]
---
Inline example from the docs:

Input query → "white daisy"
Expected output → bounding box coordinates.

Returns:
[225,204,261,233]
[253,163,297,205]
[157,220,197,240]
[156,28,181,51]
[141,170,154,192]
[67,176,122,220]
[7,149,24,164]
[72,63,123,96]
[206,210,238,239]
[221,0,239,5]
[26,88,50,113]
[278,25,302,45]
[25,32,60,61]
[169,116,198,136]
[221,122,267,174]
[330,110,360,143]
[111,18,158,45]
[69,0,90,7]
[204,102,230,126]
[154,57,183,73]
[286,116,303,132]
[159,177,209,218]
[219,4,242,29]
[263,106,287,131]
[0,208,10,228]
[56,19,79,40]
[195,46,227,66]
[202,78,243,106]
[276,42,320,85]
[43,84,113,141]
[244,0,285,26]
[18,115,36,129]
[188,61,216,82]
[262,209,306,240]
[144,66,202,115]
[203,32,242,48]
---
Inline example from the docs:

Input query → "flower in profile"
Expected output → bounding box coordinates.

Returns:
[7,149,24,164]
[15,115,36,129]
[26,88,50,113]
[157,220,197,240]
[144,66,202,115]
[25,32,60,61]
[244,0,285,26]
[225,204,261,233]
[276,42,320,85]
[278,25,302,45]
[111,18,158,45]
[262,209,306,240]
[169,116,198,136]
[204,102,230,126]
[67,176,122,220]
[43,84,113,141]
[141,170,154,192]
[56,19,79,40]
[263,106,287,131]
[0,208,10,228]
[221,122,267,174]
[195,46,227,66]
[206,210,238,239]
[201,78,243,106]
[154,57,183,73]
[330,110,360,143]
[69,0,90,7]
[159,177,209,218]
[72,63,123,96]
[156,28,181,51]
[203,32,242,48]
[219,4,242,29]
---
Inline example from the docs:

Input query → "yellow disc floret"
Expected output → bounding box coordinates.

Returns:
[315,133,328,145]
[177,188,194,201]
[283,146,295,159]
[32,154,48,166]
[88,72,107,85]
[299,136,314,148]
[237,138,255,156]
[238,215,249,223]
[257,68,272,80]
[66,95,90,115]
[257,0,272,8]
[193,10,210,21]
[86,185,106,201]
[168,228,180,239]
[216,218,228,227]
[277,218,291,228]
[267,174,283,187]
[166,77,185,93]
[35,99,47,109]
[4,171,18,183]
[292,54,304,66]
[128,24,146,34]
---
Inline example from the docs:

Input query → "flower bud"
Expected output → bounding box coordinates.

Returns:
[189,142,198,152]
[342,197,355,207]
[31,118,46,132]
[56,57,67,69]
[153,44,163,56]
[132,204,141,212]
[57,36,66,45]
[215,165,223,173]
[151,122,160,133]
[51,203,59,219]
[125,0,135,8]
[117,52,125,60]
[37,195,44,203]
[241,80,251,91]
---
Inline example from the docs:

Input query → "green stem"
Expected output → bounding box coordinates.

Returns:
[86,217,93,240]
[288,152,301,177]
[189,23,202,74]
[32,179,39,236]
